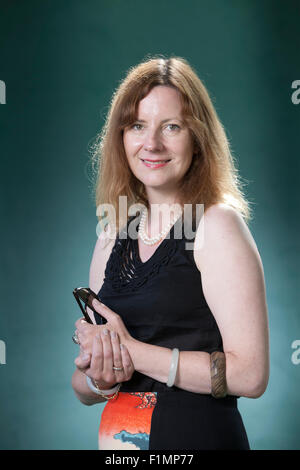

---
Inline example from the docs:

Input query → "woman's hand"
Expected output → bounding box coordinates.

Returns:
[74,328,135,390]
[74,299,134,356]
[74,299,136,389]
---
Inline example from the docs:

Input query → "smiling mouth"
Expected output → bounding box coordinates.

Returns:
[141,159,171,164]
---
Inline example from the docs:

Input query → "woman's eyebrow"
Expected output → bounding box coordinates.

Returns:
[135,117,183,123]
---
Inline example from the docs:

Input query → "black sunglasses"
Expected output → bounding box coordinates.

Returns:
[73,287,106,325]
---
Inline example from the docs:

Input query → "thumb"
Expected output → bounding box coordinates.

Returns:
[74,352,91,369]
[92,298,114,320]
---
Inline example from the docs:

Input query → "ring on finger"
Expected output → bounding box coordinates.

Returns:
[110,330,124,371]
[72,333,80,345]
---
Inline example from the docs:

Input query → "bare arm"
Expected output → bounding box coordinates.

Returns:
[124,204,270,398]
[195,203,270,397]
[71,228,115,406]
[72,368,107,405]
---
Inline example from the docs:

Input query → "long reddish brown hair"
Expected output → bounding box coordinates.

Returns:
[90,55,253,237]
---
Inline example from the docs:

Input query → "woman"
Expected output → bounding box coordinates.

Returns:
[71,56,269,450]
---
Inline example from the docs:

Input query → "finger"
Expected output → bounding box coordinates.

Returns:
[120,343,134,380]
[76,330,84,347]
[76,323,95,352]
[110,331,123,368]
[101,328,114,377]
[110,331,125,380]
[74,328,84,343]
[74,351,91,371]
[75,318,87,329]
[77,329,88,349]
[91,299,117,323]
[89,333,104,378]
[76,320,90,334]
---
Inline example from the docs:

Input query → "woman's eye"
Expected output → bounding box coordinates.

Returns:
[165,124,180,131]
[131,123,143,131]
[130,123,180,132]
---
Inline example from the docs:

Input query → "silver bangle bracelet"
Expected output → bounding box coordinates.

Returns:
[86,376,119,396]
[166,348,179,387]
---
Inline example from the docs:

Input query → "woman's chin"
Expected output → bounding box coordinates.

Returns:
[142,180,176,193]
[136,173,177,189]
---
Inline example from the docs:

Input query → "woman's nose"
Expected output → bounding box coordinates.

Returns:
[143,129,164,152]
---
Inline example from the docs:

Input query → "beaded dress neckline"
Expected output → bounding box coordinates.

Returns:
[133,217,177,265]
[100,215,181,293]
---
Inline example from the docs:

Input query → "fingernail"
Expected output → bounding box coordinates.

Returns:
[111,331,116,339]
[120,344,124,350]
[82,354,90,360]
[102,328,108,335]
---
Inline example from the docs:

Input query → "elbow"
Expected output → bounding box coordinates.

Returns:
[73,389,95,406]
[227,355,269,399]
[71,373,93,406]
[226,352,269,399]
[251,379,269,399]
[245,373,269,399]
[79,398,94,406]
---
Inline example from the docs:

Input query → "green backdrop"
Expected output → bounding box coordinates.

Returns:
[0,0,299,450]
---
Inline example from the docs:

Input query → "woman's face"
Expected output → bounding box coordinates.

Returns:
[123,85,195,195]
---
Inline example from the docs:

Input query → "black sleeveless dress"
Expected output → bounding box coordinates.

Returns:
[95,214,250,450]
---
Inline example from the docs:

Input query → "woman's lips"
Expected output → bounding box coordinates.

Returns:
[141,159,171,169]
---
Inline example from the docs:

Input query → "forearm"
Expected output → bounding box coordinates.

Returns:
[125,340,211,394]
[125,339,261,398]
[71,368,107,406]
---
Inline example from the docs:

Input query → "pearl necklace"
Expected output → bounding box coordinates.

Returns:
[138,208,182,246]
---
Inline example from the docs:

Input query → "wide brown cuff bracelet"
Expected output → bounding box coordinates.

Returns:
[210,351,227,398]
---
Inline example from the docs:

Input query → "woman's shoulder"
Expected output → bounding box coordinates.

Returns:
[198,202,252,240]
[193,203,258,272]
[203,202,244,224]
